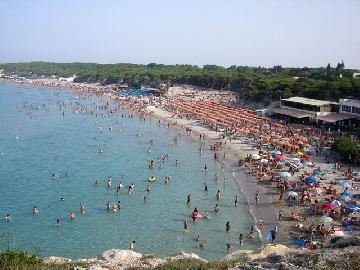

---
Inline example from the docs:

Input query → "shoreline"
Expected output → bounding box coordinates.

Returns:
[146,107,289,245]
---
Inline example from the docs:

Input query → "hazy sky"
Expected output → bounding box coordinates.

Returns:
[0,0,359,68]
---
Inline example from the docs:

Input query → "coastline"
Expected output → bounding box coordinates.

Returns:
[1,78,359,264]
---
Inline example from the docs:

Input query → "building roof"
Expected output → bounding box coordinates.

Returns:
[272,107,314,119]
[340,99,360,105]
[317,113,353,123]
[282,97,338,106]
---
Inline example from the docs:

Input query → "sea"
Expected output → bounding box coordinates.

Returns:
[0,82,255,260]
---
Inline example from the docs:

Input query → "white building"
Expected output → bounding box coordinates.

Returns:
[339,99,360,119]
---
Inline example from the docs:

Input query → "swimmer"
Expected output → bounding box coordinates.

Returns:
[52,173,59,180]
[214,173,218,181]
[204,164,208,172]
[197,242,207,249]
[60,197,64,202]
[33,207,38,215]
[213,204,220,212]
[128,186,132,194]
[204,213,211,219]
[95,180,100,187]
[196,235,201,241]
[234,195,239,207]
[146,185,151,192]
[175,159,178,166]
[221,163,225,171]
[69,212,75,220]
[5,214,11,221]
[144,195,147,202]
[204,183,208,192]
[56,218,60,227]
[65,171,70,176]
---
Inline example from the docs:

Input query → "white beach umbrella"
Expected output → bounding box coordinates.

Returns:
[292,158,300,162]
[251,154,261,160]
[260,159,269,164]
[320,216,333,223]
[305,162,314,167]
[331,231,345,237]
[287,191,298,196]
[279,172,291,178]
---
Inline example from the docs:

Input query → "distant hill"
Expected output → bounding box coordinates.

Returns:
[1,61,359,103]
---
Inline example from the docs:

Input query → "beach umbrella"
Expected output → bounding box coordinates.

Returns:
[331,200,341,207]
[305,162,314,166]
[315,188,323,194]
[322,203,336,210]
[275,155,285,161]
[339,181,352,189]
[303,154,312,160]
[260,159,269,164]
[343,205,360,212]
[296,151,304,156]
[305,176,318,183]
[301,147,309,153]
[331,231,345,237]
[353,194,360,199]
[340,192,353,198]
[351,201,360,207]
[251,153,261,160]
[287,191,298,196]
[320,216,333,223]
[279,172,291,178]
[292,158,300,162]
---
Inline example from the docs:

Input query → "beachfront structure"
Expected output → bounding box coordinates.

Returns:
[272,96,339,124]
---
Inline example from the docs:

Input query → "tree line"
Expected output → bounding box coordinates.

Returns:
[1,61,360,103]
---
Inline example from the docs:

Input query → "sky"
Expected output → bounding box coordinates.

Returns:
[0,0,359,68]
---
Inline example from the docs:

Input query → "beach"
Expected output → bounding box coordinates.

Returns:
[1,78,359,259]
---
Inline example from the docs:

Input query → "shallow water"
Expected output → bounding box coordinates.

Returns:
[0,83,255,260]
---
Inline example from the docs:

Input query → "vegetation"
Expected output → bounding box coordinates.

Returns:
[331,136,360,164]
[0,250,84,270]
[1,61,360,103]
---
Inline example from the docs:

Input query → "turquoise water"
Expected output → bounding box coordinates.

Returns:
[0,83,255,260]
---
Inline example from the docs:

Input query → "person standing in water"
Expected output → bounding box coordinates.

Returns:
[33,207,38,215]
[204,164,208,172]
[80,203,85,214]
[234,195,239,207]
[56,218,60,227]
[226,243,231,254]
[184,220,188,232]
[239,233,244,246]
[255,191,259,207]
[107,177,112,188]
[226,221,231,233]
[129,240,136,250]
[187,194,192,204]
[216,190,222,200]
[69,212,75,220]
[204,183,208,192]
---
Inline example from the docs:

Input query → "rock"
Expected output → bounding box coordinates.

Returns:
[43,256,72,265]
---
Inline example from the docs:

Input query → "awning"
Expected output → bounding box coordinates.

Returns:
[272,108,313,119]
[317,113,352,123]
